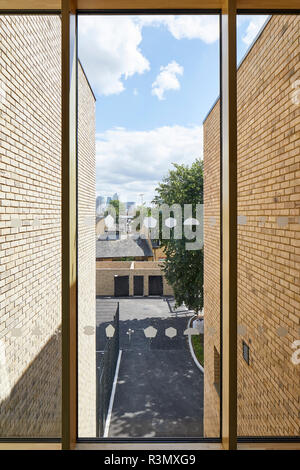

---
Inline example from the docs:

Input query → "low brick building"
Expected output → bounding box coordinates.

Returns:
[96,261,173,297]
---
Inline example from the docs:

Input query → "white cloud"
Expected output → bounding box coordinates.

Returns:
[78,16,149,96]
[152,61,184,100]
[78,15,220,96]
[241,15,269,46]
[96,125,203,203]
[137,15,219,43]
[78,15,269,97]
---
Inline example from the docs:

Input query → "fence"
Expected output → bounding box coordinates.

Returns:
[96,302,120,437]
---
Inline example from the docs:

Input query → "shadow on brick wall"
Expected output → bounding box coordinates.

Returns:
[0,330,61,438]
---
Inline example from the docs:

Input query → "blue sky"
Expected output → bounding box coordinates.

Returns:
[78,15,269,204]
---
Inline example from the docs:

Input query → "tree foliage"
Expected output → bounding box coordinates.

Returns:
[153,159,204,313]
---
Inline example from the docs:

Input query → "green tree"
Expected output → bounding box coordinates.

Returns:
[153,159,204,313]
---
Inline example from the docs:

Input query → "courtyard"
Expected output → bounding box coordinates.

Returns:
[96,297,204,438]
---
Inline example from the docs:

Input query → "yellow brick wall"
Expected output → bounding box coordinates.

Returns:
[77,63,96,437]
[203,101,221,437]
[0,15,62,437]
[204,15,300,437]
[153,246,167,261]
[0,16,96,437]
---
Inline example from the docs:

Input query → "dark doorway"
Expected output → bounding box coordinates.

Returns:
[114,276,129,297]
[134,276,144,296]
[148,276,163,296]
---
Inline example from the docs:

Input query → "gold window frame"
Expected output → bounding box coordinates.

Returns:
[0,0,299,450]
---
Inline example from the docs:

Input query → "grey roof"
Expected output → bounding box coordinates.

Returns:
[96,236,153,259]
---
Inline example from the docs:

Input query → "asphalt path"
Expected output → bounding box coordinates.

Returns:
[97,297,203,438]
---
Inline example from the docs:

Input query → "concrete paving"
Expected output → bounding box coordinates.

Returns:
[97,297,204,438]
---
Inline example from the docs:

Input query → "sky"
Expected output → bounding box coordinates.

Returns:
[78,14,269,205]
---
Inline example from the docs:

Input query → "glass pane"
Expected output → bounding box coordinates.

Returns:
[0,15,61,437]
[236,14,300,436]
[78,14,221,438]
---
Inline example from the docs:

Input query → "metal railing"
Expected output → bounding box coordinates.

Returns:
[96,302,120,437]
